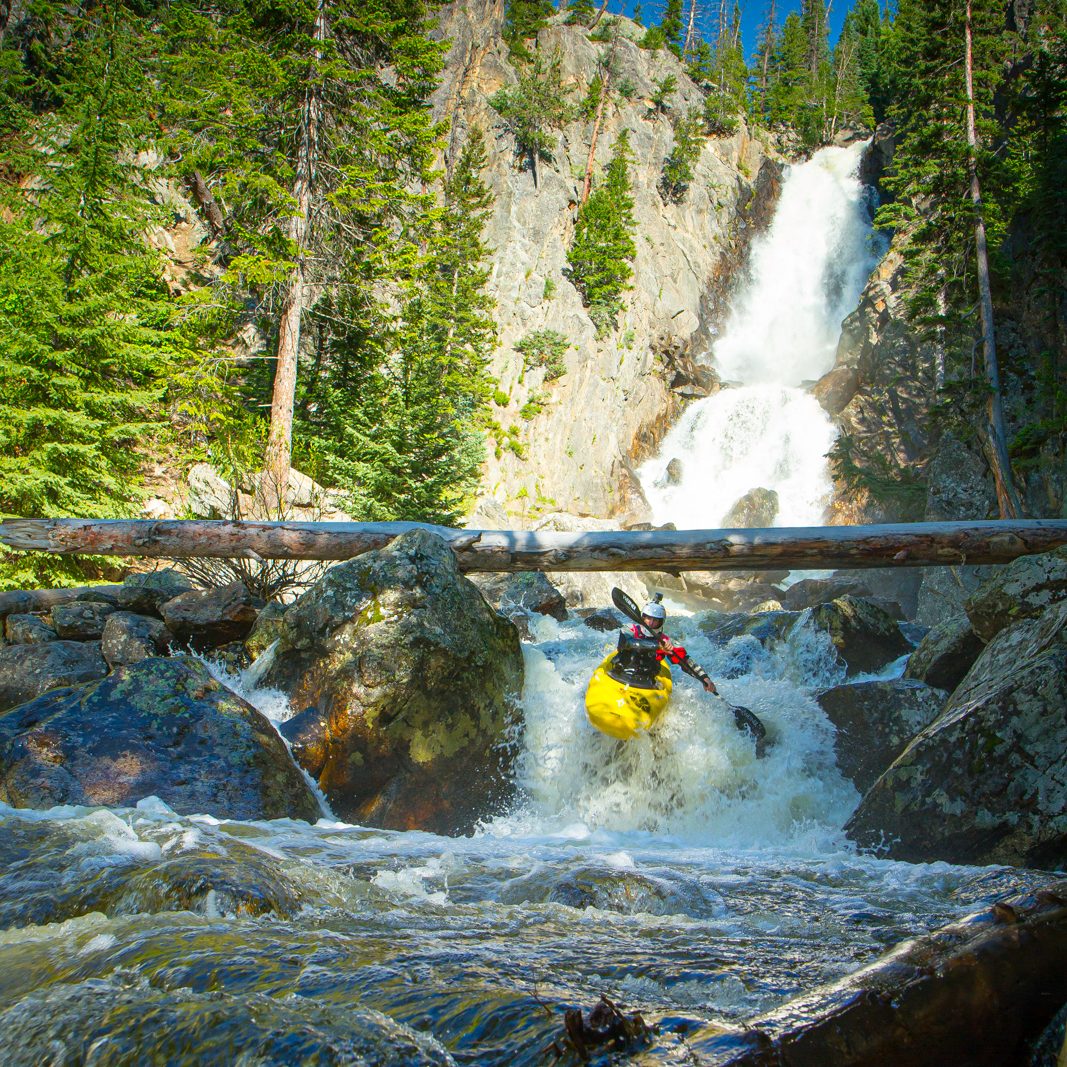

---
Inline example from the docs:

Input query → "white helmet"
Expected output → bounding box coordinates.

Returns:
[641,601,666,621]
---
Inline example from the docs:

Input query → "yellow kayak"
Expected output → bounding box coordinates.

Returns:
[584,651,673,740]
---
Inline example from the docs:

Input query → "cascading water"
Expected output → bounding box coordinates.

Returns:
[0,142,1046,1066]
[641,142,885,528]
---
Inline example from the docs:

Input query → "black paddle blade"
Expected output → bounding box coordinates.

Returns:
[611,586,644,626]
[730,703,768,758]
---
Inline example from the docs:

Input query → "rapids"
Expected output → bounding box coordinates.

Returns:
[0,613,1055,1065]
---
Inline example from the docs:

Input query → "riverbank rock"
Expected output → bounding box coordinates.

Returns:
[809,596,909,675]
[101,612,172,668]
[0,641,108,713]
[261,529,524,835]
[846,600,1067,868]
[903,613,984,692]
[50,600,116,640]
[0,656,320,821]
[160,580,259,649]
[816,679,947,792]
[117,569,196,615]
[4,615,57,645]
[780,576,872,611]
[723,487,779,528]
[964,546,1067,643]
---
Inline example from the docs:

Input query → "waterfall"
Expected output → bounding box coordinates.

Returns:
[641,142,884,528]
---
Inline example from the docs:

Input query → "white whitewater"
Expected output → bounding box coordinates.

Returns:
[641,142,884,528]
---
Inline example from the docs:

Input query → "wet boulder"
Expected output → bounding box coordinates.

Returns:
[965,546,1067,643]
[579,608,623,632]
[263,529,524,835]
[160,580,259,649]
[815,679,947,792]
[0,641,108,713]
[903,613,984,692]
[50,600,116,640]
[780,576,872,611]
[245,600,288,660]
[117,569,196,616]
[4,614,57,645]
[809,596,909,675]
[0,656,320,821]
[469,571,568,622]
[101,612,172,668]
[846,601,1067,868]
[723,487,779,528]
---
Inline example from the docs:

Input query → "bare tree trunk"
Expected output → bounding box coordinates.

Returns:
[580,19,621,205]
[964,0,1022,519]
[757,0,777,106]
[683,0,699,55]
[262,0,326,515]
[588,0,610,30]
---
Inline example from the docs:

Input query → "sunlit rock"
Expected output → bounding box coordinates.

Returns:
[3,614,57,645]
[722,487,779,528]
[160,581,260,650]
[846,601,1067,868]
[262,529,524,835]
[469,571,568,623]
[117,569,196,616]
[965,546,1067,643]
[816,679,947,792]
[50,599,117,641]
[101,612,172,668]
[0,656,320,821]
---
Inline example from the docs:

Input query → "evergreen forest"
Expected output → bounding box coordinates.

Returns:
[0,0,1064,588]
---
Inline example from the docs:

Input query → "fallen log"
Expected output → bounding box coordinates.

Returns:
[686,882,1067,1066]
[2,518,1067,572]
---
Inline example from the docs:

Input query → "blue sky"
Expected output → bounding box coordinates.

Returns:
[608,0,849,60]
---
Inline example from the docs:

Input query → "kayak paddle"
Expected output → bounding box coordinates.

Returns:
[610,586,768,757]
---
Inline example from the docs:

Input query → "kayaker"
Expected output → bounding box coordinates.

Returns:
[607,598,718,695]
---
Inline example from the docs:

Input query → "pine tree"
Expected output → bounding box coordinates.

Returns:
[505,0,556,59]
[566,131,637,334]
[662,109,706,198]
[0,9,180,587]
[661,0,685,55]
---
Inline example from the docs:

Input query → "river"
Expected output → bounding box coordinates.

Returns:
[0,145,1047,1065]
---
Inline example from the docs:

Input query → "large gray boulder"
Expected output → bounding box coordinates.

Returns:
[809,596,910,675]
[0,656,320,821]
[0,641,108,713]
[261,529,524,835]
[965,546,1067,643]
[903,613,984,692]
[469,571,568,622]
[846,601,1067,868]
[816,679,947,793]
[722,487,779,528]
[50,600,116,640]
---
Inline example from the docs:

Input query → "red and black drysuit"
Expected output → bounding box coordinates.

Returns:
[606,623,714,689]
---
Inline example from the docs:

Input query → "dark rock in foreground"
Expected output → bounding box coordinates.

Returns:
[0,656,320,822]
[847,601,1067,868]
[264,529,524,836]
[0,641,108,713]
[816,679,947,793]
[903,613,984,692]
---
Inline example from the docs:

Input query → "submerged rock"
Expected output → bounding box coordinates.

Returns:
[846,601,1067,868]
[809,596,909,675]
[903,613,984,692]
[263,529,524,835]
[0,641,108,713]
[0,656,320,822]
[816,679,947,792]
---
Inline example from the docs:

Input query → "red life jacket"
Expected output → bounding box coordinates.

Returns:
[630,624,687,665]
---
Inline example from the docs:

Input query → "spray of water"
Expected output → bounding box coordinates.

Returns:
[641,142,883,528]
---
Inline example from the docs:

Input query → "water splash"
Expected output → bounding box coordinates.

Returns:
[641,142,884,528]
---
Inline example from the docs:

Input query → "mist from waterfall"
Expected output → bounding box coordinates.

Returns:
[641,142,884,528]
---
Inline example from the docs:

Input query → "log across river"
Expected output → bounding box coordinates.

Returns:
[1,517,1067,572]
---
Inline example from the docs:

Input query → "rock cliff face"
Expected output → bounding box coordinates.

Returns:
[435,2,784,523]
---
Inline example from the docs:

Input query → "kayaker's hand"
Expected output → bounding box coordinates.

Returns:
[658,634,674,652]
[703,678,718,695]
